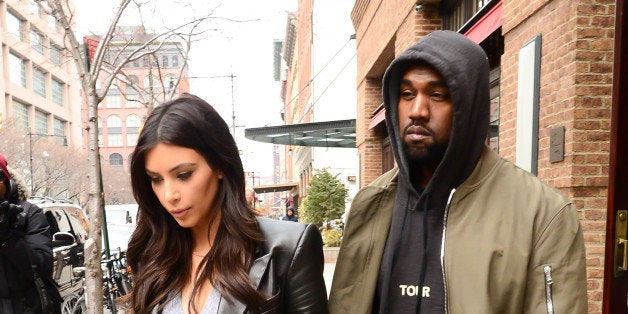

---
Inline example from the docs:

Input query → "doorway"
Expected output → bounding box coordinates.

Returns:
[603,0,628,312]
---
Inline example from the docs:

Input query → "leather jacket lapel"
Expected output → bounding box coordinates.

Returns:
[217,252,272,313]
[249,252,272,289]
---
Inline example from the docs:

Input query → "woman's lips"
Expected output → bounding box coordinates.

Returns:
[170,208,190,218]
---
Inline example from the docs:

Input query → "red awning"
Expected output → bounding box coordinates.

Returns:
[368,108,386,130]
[464,1,503,44]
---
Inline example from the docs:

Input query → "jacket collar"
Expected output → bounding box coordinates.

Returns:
[217,249,272,313]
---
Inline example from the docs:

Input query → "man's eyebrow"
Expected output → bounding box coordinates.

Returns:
[429,81,448,88]
[399,78,448,88]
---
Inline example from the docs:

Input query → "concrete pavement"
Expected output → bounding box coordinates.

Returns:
[324,262,336,296]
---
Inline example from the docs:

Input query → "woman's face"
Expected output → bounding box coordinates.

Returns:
[144,143,223,231]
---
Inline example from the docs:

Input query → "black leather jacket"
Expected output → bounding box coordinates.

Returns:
[218,218,328,313]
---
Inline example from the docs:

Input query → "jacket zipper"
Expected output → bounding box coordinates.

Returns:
[543,265,554,314]
[440,188,456,314]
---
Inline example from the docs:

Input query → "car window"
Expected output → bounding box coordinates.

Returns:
[64,207,89,242]
[44,210,61,234]
[51,208,73,236]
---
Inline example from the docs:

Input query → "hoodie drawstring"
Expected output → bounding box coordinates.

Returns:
[414,193,430,313]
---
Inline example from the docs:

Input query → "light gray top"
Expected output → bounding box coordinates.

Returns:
[162,289,221,314]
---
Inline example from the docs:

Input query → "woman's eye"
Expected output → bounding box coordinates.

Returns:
[149,176,163,184]
[177,171,192,180]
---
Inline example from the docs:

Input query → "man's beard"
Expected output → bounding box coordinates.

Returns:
[401,139,448,164]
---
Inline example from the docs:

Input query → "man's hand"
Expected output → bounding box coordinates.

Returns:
[0,201,23,243]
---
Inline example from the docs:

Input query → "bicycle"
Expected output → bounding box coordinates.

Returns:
[61,248,133,314]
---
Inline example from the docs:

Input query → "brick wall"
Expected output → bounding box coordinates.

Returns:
[357,78,384,186]
[500,0,614,312]
[352,1,441,186]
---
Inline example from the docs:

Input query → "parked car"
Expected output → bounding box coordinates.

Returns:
[28,197,89,300]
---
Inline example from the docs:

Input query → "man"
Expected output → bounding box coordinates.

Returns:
[282,206,298,222]
[329,31,587,313]
[0,153,60,313]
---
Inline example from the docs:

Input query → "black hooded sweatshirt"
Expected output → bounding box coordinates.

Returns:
[375,31,490,312]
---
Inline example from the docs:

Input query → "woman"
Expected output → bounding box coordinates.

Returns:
[124,94,328,313]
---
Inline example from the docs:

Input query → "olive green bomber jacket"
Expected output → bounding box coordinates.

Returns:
[329,146,587,313]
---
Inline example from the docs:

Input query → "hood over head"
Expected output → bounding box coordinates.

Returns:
[382,30,490,207]
[0,153,10,187]
[8,166,30,203]
[286,206,295,215]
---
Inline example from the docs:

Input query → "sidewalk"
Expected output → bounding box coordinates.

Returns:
[323,247,338,295]
[324,262,336,296]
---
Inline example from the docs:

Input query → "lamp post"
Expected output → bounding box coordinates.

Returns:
[28,132,67,193]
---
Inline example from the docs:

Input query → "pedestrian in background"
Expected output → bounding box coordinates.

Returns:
[124,94,328,313]
[329,30,587,313]
[282,206,298,222]
[0,153,61,313]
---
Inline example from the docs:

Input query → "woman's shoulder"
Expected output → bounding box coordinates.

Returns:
[256,218,321,250]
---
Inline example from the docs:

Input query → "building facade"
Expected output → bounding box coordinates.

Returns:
[278,0,359,213]
[85,26,190,171]
[1,0,82,146]
[352,0,623,312]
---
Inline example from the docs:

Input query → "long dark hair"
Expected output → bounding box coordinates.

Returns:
[125,93,266,312]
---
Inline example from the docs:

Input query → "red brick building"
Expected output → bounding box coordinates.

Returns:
[351,0,625,312]
[82,26,190,172]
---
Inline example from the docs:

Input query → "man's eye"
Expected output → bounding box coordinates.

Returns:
[432,92,450,101]
[177,171,192,180]
[400,90,414,99]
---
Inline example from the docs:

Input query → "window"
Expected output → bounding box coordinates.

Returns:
[172,55,179,67]
[9,53,26,87]
[443,0,492,32]
[109,153,123,166]
[53,118,66,145]
[107,115,122,128]
[33,68,47,97]
[98,117,103,147]
[53,118,64,136]
[165,74,177,93]
[6,11,24,40]
[106,95,121,108]
[125,94,141,108]
[126,133,139,147]
[50,45,62,66]
[12,100,29,131]
[52,78,64,105]
[108,134,123,147]
[162,55,169,67]
[31,30,45,54]
[29,0,42,16]
[48,15,57,30]
[35,110,48,134]
[107,115,122,147]
[144,74,161,92]
[128,75,139,86]
[126,114,141,146]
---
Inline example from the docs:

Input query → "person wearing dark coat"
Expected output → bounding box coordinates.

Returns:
[0,153,60,313]
[282,206,299,222]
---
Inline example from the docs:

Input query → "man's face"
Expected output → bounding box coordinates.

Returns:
[0,180,5,200]
[397,64,453,163]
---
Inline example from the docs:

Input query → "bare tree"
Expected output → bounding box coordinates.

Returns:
[35,0,213,311]
[0,119,89,205]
